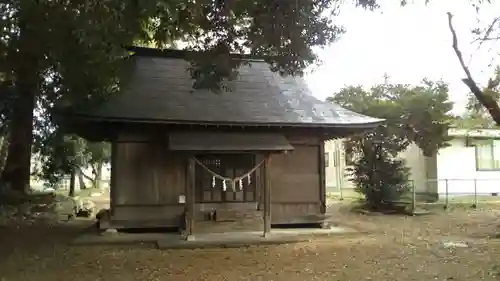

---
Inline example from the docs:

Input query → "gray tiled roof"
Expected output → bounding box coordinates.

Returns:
[75,52,383,128]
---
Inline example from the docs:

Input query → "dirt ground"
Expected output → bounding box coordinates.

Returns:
[1,203,500,281]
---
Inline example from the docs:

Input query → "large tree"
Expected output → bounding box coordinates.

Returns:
[1,0,384,193]
[328,80,454,207]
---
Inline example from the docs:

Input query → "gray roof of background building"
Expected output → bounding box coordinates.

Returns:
[74,48,383,128]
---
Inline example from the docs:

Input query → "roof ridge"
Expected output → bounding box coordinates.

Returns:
[126,46,268,62]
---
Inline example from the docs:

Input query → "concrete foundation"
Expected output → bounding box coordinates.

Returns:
[73,226,359,249]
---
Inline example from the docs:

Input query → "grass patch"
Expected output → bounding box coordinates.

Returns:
[327,189,500,214]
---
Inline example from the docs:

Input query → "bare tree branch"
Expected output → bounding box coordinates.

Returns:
[478,36,500,41]
[472,16,500,44]
[76,166,93,183]
[447,12,500,125]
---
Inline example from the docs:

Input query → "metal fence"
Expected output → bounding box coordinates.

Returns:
[327,178,500,211]
[58,177,111,191]
[31,176,111,193]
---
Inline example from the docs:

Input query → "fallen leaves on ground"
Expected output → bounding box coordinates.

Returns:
[1,204,500,281]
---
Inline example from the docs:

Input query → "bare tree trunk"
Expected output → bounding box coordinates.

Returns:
[68,169,76,197]
[76,168,87,190]
[0,136,9,173]
[1,6,39,193]
[447,12,500,125]
[1,84,36,193]
[94,162,103,190]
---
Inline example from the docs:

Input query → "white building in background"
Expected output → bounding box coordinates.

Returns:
[324,140,353,191]
[325,128,500,197]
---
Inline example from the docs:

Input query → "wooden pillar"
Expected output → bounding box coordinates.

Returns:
[263,154,272,238]
[318,140,326,214]
[109,142,118,216]
[185,157,196,241]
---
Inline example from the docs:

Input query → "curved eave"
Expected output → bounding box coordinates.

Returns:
[67,113,385,129]
[61,115,384,143]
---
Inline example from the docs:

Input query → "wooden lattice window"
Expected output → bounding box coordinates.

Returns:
[195,154,257,203]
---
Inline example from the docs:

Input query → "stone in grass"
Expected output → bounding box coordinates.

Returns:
[76,199,96,218]
[90,192,103,197]
[185,235,196,241]
[100,228,118,235]
[443,241,469,248]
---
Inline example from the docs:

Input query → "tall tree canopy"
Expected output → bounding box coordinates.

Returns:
[329,79,454,157]
[328,80,454,208]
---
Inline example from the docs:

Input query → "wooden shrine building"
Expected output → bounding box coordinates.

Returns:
[66,46,383,240]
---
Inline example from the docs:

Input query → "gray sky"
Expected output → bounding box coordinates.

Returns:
[305,0,500,114]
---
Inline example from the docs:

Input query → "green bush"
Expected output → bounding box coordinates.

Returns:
[347,147,411,210]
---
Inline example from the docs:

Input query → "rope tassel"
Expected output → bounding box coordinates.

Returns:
[192,157,264,192]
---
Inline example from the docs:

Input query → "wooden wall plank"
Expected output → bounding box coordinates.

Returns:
[263,155,271,236]
[318,140,326,214]
[270,145,320,202]
[112,139,187,224]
